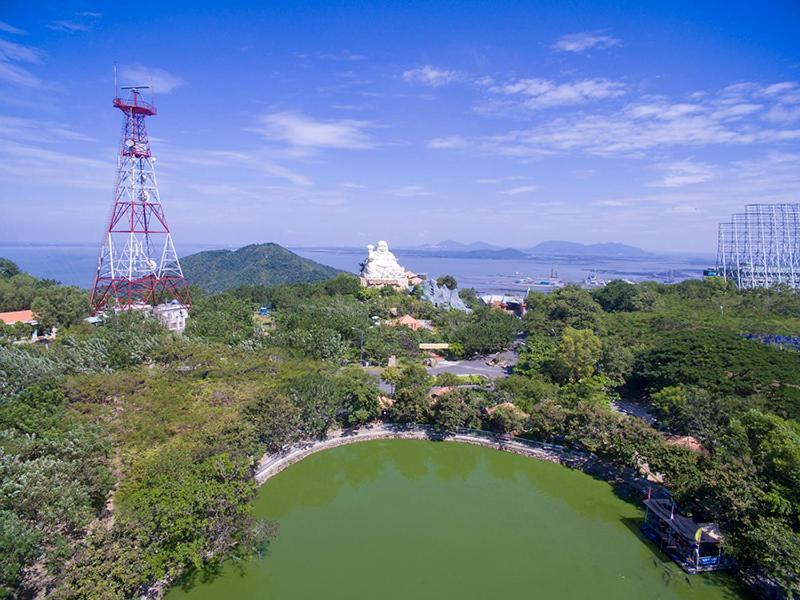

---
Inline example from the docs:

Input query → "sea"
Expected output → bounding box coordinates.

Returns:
[0,243,715,296]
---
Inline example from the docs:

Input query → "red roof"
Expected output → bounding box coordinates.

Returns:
[0,309,35,325]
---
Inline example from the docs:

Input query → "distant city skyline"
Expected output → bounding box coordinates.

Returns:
[1,1,799,252]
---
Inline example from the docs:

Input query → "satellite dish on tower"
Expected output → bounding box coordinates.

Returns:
[125,139,134,148]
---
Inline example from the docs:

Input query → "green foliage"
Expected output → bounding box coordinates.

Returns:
[31,285,91,329]
[445,307,518,357]
[488,403,526,434]
[524,285,602,335]
[430,389,482,432]
[591,279,639,312]
[323,273,362,296]
[180,243,341,293]
[436,274,458,290]
[391,363,433,423]
[0,386,111,595]
[632,329,800,412]
[115,448,256,579]
[0,258,21,279]
[552,327,603,383]
[598,337,634,386]
[739,517,800,595]
[285,372,341,437]
[0,272,47,312]
[335,366,380,426]
[3,264,800,598]
[186,294,255,345]
[515,334,554,377]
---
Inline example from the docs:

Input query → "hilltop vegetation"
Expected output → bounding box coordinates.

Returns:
[180,243,341,293]
[1,261,799,598]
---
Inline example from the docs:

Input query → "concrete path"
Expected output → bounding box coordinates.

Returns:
[254,423,591,486]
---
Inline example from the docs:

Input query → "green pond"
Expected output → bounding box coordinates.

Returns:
[167,440,747,600]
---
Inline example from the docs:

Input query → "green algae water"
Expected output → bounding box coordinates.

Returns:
[167,440,747,600]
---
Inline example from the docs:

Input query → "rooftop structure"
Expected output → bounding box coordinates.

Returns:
[480,294,525,316]
[90,86,191,312]
[641,491,728,573]
[716,203,800,289]
[0,310,35,326]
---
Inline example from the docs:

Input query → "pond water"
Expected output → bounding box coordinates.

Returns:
[166,440,747,600]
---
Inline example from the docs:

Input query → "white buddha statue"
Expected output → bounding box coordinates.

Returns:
[361,240,406,281]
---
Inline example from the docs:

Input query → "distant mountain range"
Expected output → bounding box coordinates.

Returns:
[182,243,341,293]
[525,241,649,257]
[404,240,649,259]
[411,240,503,252]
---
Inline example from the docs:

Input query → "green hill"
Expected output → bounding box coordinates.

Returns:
[181,243,342,293]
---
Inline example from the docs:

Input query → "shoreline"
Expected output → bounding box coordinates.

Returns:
[255,423,607,486]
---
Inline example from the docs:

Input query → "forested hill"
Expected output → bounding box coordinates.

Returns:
[181,243,342,293]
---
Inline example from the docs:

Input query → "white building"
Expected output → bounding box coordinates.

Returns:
[152,301,189,332]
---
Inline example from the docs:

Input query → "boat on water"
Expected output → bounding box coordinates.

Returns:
[516,268,565,289]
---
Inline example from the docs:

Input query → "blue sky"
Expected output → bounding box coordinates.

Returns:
[0,1,799,252]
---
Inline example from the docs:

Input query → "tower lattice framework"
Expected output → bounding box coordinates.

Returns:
[91,87,190,311]
[716,203,800,289]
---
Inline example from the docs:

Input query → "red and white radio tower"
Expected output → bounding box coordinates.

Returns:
[90,86,191,312]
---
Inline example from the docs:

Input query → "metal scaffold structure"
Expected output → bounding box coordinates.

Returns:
[716,203,800,289]
[90,85,191,313]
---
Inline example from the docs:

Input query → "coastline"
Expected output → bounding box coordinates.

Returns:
[255,423,618,486]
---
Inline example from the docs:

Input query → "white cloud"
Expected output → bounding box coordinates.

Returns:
[648,160,715,188]
[0,21,25,35]
[254,111,376,149]
[553,31,621,53]
[403,65,461,87]
[0,62,41,87]
[294,50,365,61]
[488,77,625,109]
[500,185,539,195]
[387,185,432,197]
[0,39,41,63]
[0,115,95,142]
[161,147,311,186]
[427,136,467,149]
[118,64,185,94]
[0,39,43,87]
[436,83,800,158]
[0,140,108,189]
[46,12,101,33]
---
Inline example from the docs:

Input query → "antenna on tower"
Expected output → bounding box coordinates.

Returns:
[113,63,118,98]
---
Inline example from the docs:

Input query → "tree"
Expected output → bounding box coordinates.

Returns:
[489,403,527,434]
[186,294,254,344]
[286,373,341,437]
[31,285,91,329]
[515,335,554,377]
[391,363,432,423]
[336,367,380,426]
[739,517,800,595]
[430,391,473,432]
[436,274,458,290]
[552,327,602,383]
[592,280,639,312]
[0,258,20,279]
[449,308,518,357]
[524,285,601,335]
[323,274,361,296]
[598,337,634,386]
